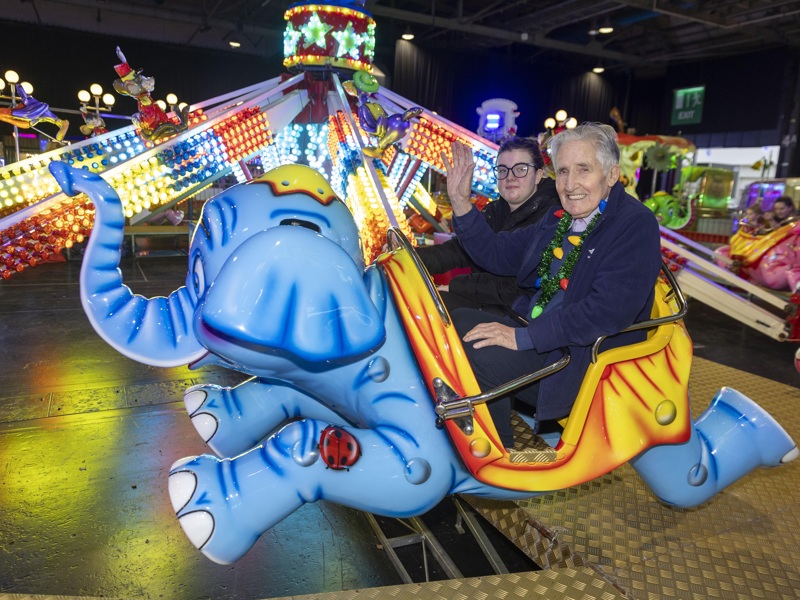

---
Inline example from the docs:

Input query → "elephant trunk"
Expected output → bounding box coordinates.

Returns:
[49,162,205,367]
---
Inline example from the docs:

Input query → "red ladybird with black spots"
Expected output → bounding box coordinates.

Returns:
[319,426,361,470]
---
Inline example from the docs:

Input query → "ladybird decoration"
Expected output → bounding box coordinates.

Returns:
[319,426,361,471]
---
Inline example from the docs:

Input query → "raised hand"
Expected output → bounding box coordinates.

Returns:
[440,140,476,216]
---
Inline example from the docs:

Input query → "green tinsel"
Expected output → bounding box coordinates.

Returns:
[531,210,603,319]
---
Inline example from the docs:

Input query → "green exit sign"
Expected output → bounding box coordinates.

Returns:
[671,86,704,126]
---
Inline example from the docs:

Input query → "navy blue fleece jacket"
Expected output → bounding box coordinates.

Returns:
[452,181,662,420]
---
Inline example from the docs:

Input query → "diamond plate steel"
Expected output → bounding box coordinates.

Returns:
[274,568,625,599]
[466,358,800,599]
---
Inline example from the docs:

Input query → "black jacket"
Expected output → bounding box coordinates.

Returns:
[418,177,560,308]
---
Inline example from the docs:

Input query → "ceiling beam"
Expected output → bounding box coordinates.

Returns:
[367,4,648,65]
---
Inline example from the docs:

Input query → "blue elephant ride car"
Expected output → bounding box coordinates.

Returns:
[48,160,797,565]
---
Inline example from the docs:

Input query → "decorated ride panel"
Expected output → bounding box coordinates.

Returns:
[380,247,695,492]
[716,219,800,290]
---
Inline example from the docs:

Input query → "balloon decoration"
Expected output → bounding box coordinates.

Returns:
[112,47,189,142]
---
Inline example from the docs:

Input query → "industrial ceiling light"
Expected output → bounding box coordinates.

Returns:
[401,26,414,41]
[598,19,614,34]
[592,64,605,74]
[587,20,599,36]
[229,37,242,48]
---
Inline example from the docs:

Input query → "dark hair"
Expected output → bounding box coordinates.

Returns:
[497,137,544,170]
[774,195,794,209]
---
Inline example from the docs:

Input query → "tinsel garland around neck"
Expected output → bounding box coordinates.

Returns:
[530,201,606,319]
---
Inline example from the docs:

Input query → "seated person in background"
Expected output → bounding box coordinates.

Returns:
[741,205,769,234]
[772,195,797,226]
[442,123,662,462]
[417,137,560,314]
[762,210,778,231]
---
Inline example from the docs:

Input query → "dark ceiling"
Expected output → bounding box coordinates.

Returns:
[5,0,800,76]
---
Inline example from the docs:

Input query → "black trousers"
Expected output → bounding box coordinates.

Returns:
[451,308,547,448]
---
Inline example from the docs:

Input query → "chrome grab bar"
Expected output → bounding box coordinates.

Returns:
[386,227,451,326]
[434,351,570,424]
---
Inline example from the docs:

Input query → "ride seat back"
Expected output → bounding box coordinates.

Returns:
[558,273,694,461]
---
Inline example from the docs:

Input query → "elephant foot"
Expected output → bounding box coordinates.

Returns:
[169,455,263,564]
[695,387,798,472]
[632,387,796,508]
[184,384,267,457]
[168,420,323,564]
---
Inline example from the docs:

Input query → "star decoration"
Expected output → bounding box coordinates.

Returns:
[301,12,333,49]
[332,21,362,58]
[284,23,302,56]
[363,24,376,57]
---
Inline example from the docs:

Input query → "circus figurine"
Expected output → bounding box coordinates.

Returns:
[79,110,108,138]
[112,47,189,142]
[0,84,69,143]
[344,70,422,158]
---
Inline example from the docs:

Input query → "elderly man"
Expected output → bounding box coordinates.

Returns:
[443,123,662,462]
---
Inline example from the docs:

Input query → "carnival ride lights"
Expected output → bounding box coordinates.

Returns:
[405,116,498,200]
[0,72,301,281]
[476,98,519,143]
[1,10,505,283]
[283,3,376,72]
[329,108,410,260]
[268,122,331,175]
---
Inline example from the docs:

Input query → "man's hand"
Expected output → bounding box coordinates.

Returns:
[441,140,476,216]
[436,284,449,292]
[463,322,518,350]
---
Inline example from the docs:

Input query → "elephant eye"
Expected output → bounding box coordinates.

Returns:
[192,254,206,298]
[279,218,321,233]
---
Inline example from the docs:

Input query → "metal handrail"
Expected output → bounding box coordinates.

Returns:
[434,352,570,422]
[386,227,451,326]
[434,264,686,422]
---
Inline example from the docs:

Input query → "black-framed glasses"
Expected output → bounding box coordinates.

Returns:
[493,163,536,180]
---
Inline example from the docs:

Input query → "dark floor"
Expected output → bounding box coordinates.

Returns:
[0,254,797,599]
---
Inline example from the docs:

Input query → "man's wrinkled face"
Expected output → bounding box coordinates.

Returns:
[554,140,619,218]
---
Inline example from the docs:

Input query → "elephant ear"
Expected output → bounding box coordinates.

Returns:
[202,227,385,362]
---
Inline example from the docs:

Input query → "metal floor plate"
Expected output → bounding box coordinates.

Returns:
[466,357,800,600]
